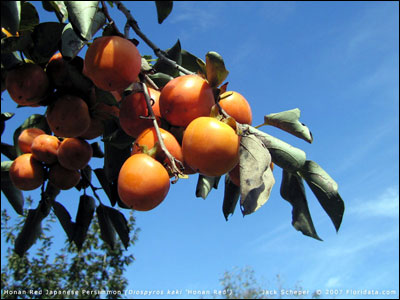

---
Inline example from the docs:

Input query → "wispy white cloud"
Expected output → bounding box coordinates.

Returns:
[348,186,399,219]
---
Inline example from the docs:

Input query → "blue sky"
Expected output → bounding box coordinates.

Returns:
[1,1,399,299]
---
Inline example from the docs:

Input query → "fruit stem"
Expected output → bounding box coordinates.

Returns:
[113,1,194,76]
[140,82,184,183]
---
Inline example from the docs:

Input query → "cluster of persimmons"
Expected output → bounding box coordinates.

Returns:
[6,35,255,212]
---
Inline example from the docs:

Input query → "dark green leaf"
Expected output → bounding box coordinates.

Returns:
[1,34,33,54]
[196,175,220,199]
[1,170,24,215]
[94,168,114,205]
[61,23,85,60]
[1,51,23,71]
[264,108,313,143]
[299,160,345,232]
[73,195,96,250]
[103,206,130,249]
[95,87,118,106]
[65,1,105,41]
[147,72,174,88]
[1,1,21,36]
[13,114,51,156]
[223,175,241,221]
[96,204,116,249]
[23,22,65,64]
[155,1,173,24]
[42,1,68,22]
[1,112,15,121]
[52,201,75,242]
[1,143,17,160]
[14,208,46,257]
[239,132,275,216]
[153,40,182,77]
[181,49,205,74]
[75,165,92,191]
[205,51,229,88]
[91,142,104,158]
[20,2,39,31]
[280,170,322,241]
[241,125,306,172]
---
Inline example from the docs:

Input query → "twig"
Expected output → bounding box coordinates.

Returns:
[113,1,194,75]
[80,168,103,204]
[140,82,184,183]
[101,1,123,37]
[144,74,160,91]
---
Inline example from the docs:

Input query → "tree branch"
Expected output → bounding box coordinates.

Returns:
[113,1,194,75]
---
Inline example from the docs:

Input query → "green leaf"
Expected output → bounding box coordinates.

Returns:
[1,1,21,36]
[263,108,313,143]
[75,165,92,191]
[103,205,130,249]
[91,142,104,158]
[299,161,345,232]
[20,2,39,31]
[94,168,115,205]
[205,51,229,88]
[42,1,68,22]
[65,1,105,41]
[1,170,24,215]
[73,195,96,250]
[241,125,306,172]
[96,204,116,250]
[53,201,75,242]
[13,114,51,156]
[153,40,182,77]
[239,132,275,216]
[196,175,220,200]
[181,49,205,74]
[61,23,86,59]
[95,87,118,106]
[1,34,33,54]
[1,142,18,160]
[222,175,241,221]
[155,1,173,24]
[147,72,174,88]
[23,22,66,64]
[14,208,45,256]
[280,170,322,241]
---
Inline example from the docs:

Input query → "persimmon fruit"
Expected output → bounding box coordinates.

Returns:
[119,91,157,138]
[118,153,170,211]
[182,117,240,177]
[9,154,45,191]
[48,163,81,190]
[57,138,93,171]
[18,128,46,153]
[219,91,252,125]
[6,63,50,106]
[84,35,141,91]
[132,127,183,168]
[46,94,91,138]
[159,75,215,127]
[31,134,60,165]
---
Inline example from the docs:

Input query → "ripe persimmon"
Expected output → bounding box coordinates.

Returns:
[118,153,170,211]
[57,138,93,171]
[9,153,45,191]
[79,117,104,140]
[132,127,183,168]
[182,117,240,177]
[219,91,252,125]
[46,94,91,138]
[31,134,60,165]
[84,36,141,91]
[159,74,215,127]
[6,63,50,106]
[18,128,45,153]
[48,163,81,190]
[119,91,157,138]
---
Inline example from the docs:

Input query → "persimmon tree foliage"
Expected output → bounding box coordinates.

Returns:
[1,1,345,257]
